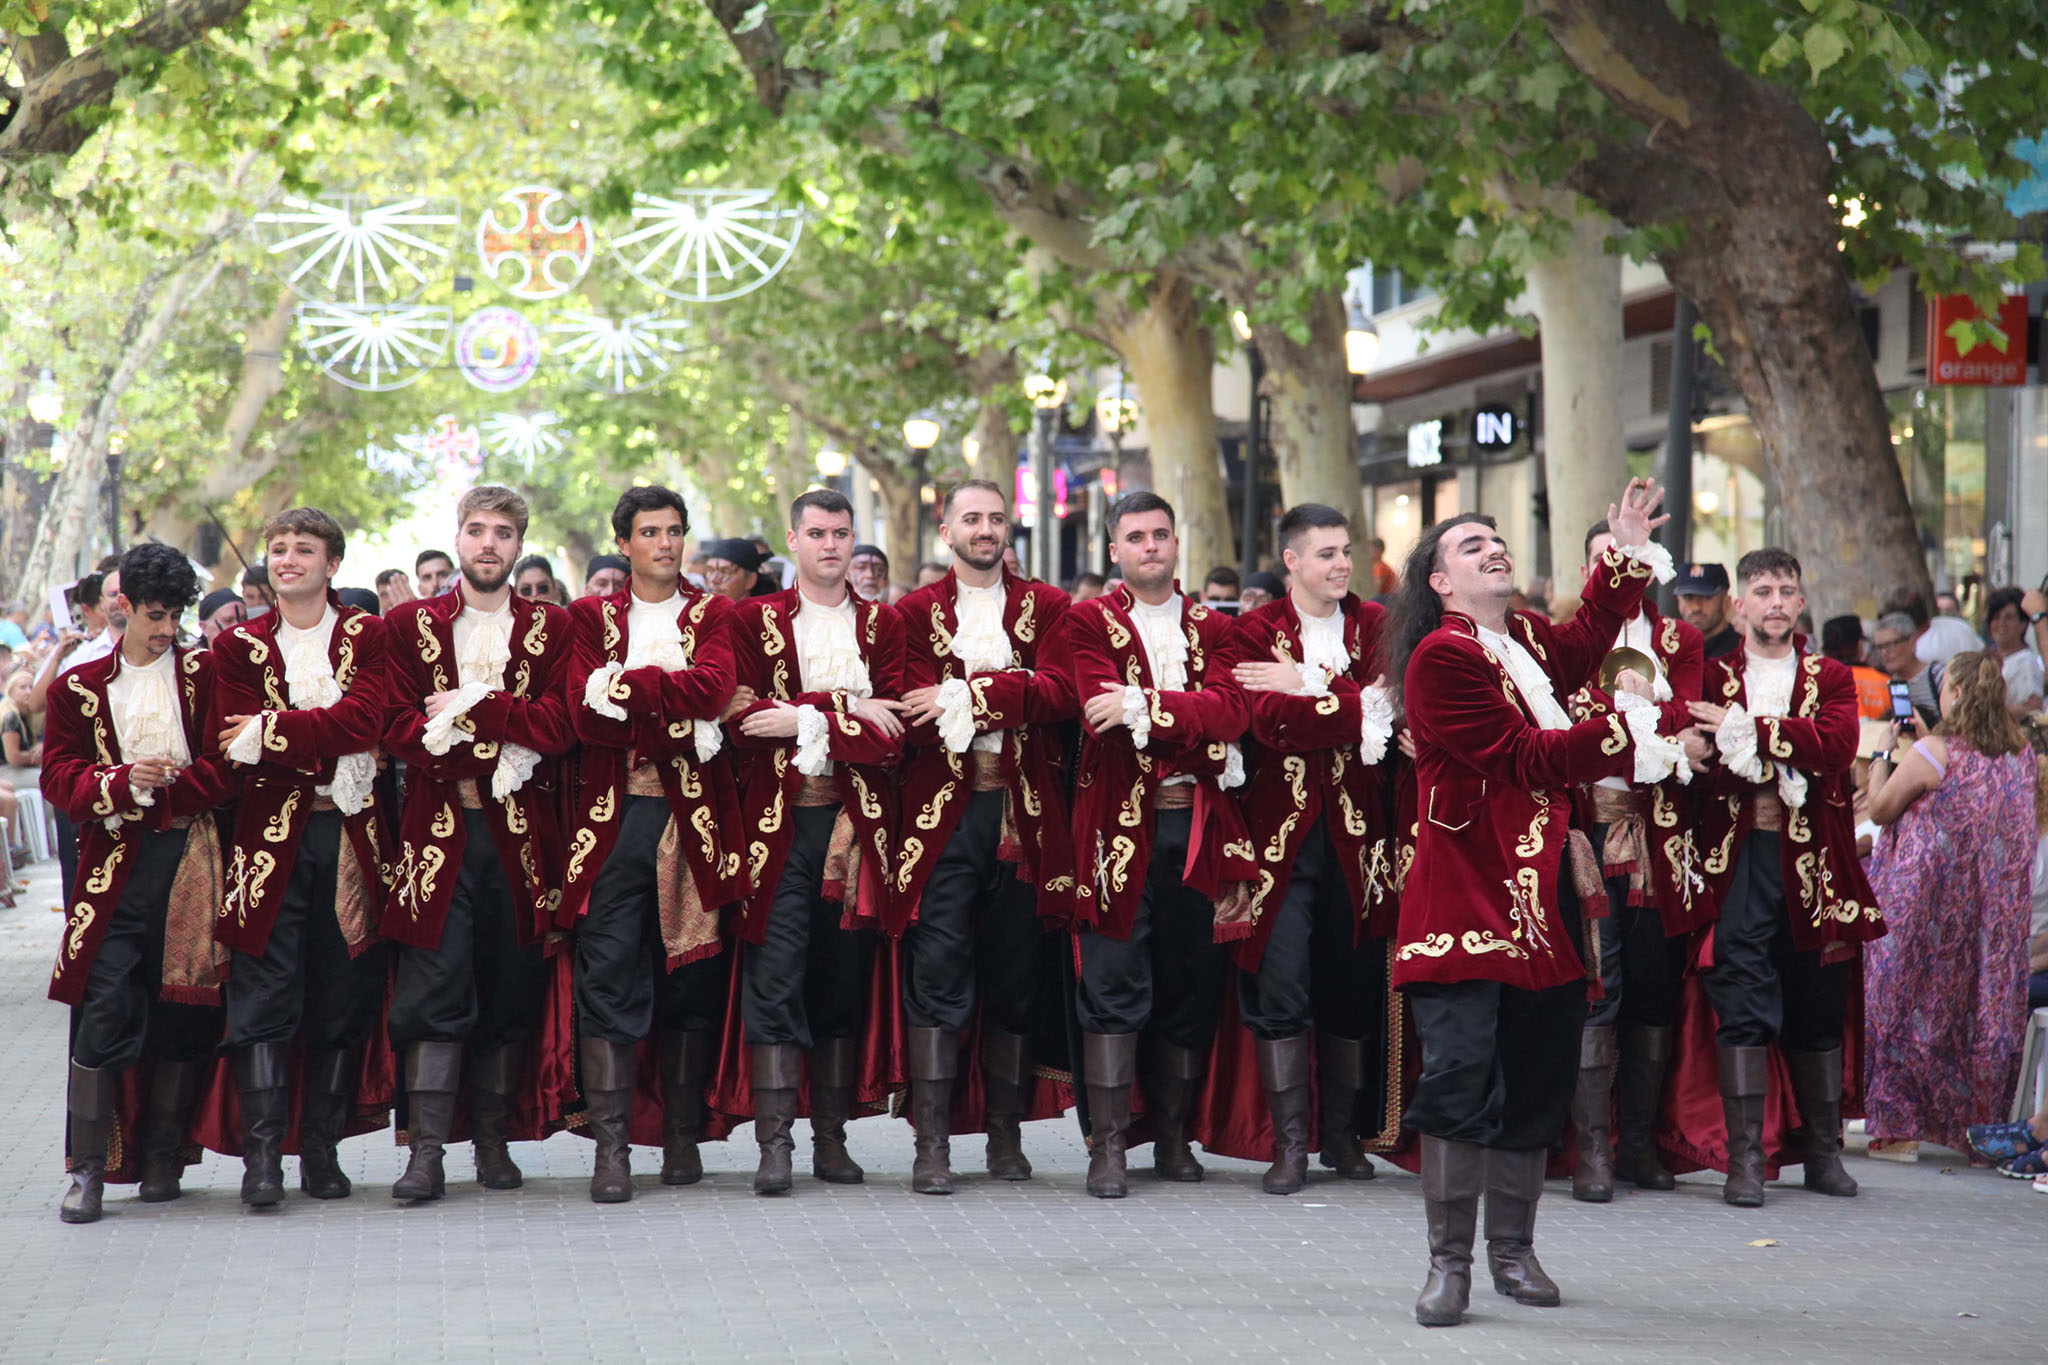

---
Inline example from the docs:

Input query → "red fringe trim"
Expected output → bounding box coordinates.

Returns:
[663,939,726,971]
[158,985,221,1006]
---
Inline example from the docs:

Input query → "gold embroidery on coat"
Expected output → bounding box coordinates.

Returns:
[264,790,302,843]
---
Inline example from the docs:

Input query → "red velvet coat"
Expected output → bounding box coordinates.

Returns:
[1696,646,1885,950]
[1394,545,1664,992]
[1567,603,1714,936]
[1233,593,1398,967]
[43,645,232,1005]
[208,599,391,957]
[889,569,1077,935]
[557,585,746,935]
[729,586,904,943]
[381,587,577,950]
[1062,584,1253,940]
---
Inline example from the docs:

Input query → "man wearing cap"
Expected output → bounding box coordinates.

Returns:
[1564,521,1709,1204]
[1674,563,1739,659]
[850,545,892,603]
[581,555,629,601]
[197,589,244,646]
[1240,571,1286,613]
[704,539,767,602]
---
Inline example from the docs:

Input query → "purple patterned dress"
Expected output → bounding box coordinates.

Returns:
[1864,739,2037,1151]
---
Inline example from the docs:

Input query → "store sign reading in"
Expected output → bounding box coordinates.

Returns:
[1472,404,1517,450]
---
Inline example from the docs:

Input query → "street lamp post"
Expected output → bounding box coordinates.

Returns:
[1024,375,1067,583]
[903,417,940,564]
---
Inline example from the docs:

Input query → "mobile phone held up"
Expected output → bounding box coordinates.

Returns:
[1888,679,1915,723]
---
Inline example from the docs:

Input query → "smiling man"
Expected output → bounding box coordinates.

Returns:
[381,486,576,1202]
[211,508,393,1208]
[1230,503,1400,1194]
[44,544,231,1223]
[1382,479,1695,1326]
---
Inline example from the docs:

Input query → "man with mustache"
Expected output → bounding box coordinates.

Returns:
[1687,548,1884,1208]
[890,480,1076,1194]
[381,486,576,1201]
[729,488,906,1195]
[1381,479,1696,1326]
[1062,491,1254,1200]
[560,485,744,1203]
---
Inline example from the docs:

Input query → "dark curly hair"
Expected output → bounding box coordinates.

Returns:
[611,484,691,542]
[119,543,201,613]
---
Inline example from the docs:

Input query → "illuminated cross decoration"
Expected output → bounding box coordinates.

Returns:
[475,185,595,300]
[398,414,484,477]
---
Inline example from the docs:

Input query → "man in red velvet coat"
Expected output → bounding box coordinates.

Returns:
[731,488,905,1196]
[1565,519,1709,1203]
[381,485,576,1201]
[1064,491,1253,1200]
[212,508,392,1208]
[1387,479,1699,1327]
[46,545,232,1223]
[1229,503,1398,1195]
[560,484,743,1204]
[892,479,1075,1194]
[1687,548,1885,1209]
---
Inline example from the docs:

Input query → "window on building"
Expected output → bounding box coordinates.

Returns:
[1364,264,1435,316]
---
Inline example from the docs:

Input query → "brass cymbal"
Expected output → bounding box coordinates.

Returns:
[1599,646,1658,692]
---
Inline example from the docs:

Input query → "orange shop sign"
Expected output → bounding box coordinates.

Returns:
[1927,292,2030,386]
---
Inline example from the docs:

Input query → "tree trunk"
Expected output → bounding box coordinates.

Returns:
[1252,288,1364,525]
[865,451,923,575]
[1101,274,1233,582]
[1533,0,1931,620]
[1524,204,1627,586]
[20,250,226,599]
[967,399,1019,509]
[1,370,54,599]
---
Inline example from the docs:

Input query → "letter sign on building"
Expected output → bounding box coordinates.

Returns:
[1407,419,1444,469]
[1472,404,1517,450]
[1927,293,2030,387]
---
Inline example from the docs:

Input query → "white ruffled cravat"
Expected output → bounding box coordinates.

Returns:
[1477,625,1575,731]
[227,609,374,815]
[1715,650,1807,808]
[105,650,189,827]
[422,601,542,799]
[935,581,1014,754]
[793,593,872,777]
[582,591,722,763]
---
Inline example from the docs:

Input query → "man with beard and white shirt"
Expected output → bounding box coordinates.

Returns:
[381,486,576,1201]
[1688,548,1884,1209]
[891,480,1076,1194]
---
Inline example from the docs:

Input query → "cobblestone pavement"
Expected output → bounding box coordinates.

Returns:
[0,857,2040,1364]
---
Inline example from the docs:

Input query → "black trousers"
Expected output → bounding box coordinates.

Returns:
[55,806,78,909]
[70,828,217,1070]
[574,795,729,1045]
[741,803,873,1049]
[903,788,1047,1033]
[1702,830,1849,1051]
[223,810,385,1052]
[389,809,548,1051]
[1074,807,1228,1051]
[1237,817,1387,1042]
[1403,846,1588,1150]
[1584,823,1691,1031]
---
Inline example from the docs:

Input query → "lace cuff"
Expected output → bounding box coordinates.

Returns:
[330,751,376,816]
[693,717,724,764]
[492,742,541,800]
[1218,742,1245,791]
[1714,703,1766,783]
[793,704,832,777]
[226,712,271,766]
[1778,766,1809,810]
[1123,684,1151,751]
[1616,691,1690,786]
[1358,684,1394,766]
[1614,540,1676,584]
[935,676,977,754]
[422,680,494,756]
[582,662,628,722]
[1298,663,1333,699]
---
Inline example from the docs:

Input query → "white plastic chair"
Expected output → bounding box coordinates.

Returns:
[2014,1007,2048,1122]
[10,787,50,863]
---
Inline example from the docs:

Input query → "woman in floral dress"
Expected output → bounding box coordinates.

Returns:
[1863,652,2039,1157]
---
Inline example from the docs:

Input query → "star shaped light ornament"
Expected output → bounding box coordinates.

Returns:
[481,411,567,471]
[294,303,452,392]
[547,312,692,394]
[254,195,459,306]
[609,189,803,303]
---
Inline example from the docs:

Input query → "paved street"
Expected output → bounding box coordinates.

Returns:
[0,857,2039,1364]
